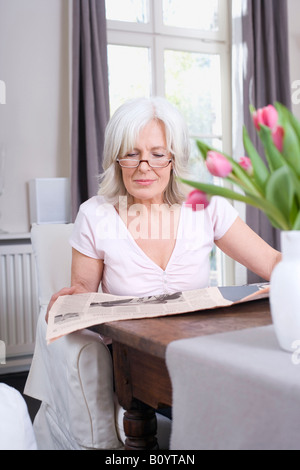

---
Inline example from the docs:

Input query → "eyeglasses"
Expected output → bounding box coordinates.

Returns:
[117,157,172,169]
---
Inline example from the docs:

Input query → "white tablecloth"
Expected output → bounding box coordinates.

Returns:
[166,325,300,450]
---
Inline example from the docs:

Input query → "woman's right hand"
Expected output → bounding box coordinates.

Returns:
[45,285,87,323]
[45,249,104,322]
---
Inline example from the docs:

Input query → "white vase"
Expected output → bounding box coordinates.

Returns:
[270,231,300,352]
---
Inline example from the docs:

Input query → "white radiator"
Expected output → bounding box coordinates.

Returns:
[0,239,39,371]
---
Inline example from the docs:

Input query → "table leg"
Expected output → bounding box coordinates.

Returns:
[112,342,160,450]
[123,401,158,450]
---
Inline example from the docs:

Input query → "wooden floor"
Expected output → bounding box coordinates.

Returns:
[0,372,40,422]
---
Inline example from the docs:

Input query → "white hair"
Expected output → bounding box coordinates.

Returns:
[98,96,191,205]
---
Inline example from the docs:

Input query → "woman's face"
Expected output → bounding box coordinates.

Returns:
[120,119,172,206]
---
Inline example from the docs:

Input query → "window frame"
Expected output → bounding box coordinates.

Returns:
[106,0,229,40]
[153,0,229,41]
[106,0,234,285]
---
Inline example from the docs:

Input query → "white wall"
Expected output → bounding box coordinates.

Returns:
[0,0,70,233]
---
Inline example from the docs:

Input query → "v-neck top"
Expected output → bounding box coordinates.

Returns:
[69,195,238,297]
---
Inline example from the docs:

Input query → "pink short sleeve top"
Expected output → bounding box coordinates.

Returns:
[69,196,238,297]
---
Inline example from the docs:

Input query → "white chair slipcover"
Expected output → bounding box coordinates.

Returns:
[24,223,170,450]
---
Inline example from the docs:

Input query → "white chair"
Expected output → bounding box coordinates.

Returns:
[24,223,171,450]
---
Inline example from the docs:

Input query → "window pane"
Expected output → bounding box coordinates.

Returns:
[105,0,149,23]
[188,138,223,287]
[189,139,221,183]
[163,0,219,31]
[164,49,222,138]
[107,45,151,115]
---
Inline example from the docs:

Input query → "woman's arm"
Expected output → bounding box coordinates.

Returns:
[215,217,282,281]
[71,248,104,291]
[45,248,104,322]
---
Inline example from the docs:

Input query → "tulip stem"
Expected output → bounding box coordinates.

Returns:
[180,178,290,231]
[227,174,264,199]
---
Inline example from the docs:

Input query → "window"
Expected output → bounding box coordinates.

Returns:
[105,0,232,285]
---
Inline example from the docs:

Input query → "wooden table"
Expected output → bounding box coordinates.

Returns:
[95,299,272,450]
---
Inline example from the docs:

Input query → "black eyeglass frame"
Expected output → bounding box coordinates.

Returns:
[116,158,173,169]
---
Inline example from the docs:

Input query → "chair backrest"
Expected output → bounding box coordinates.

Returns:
[31,223,74,307]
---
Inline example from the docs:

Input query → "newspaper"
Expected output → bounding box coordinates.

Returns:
[46,284,269,344]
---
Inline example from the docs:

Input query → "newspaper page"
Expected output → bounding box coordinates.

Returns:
[46,284,269,344]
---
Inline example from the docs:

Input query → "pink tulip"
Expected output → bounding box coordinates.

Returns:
[272,126,284,153]
[186,189,210,211]
[206,151,232,178]
[253,109,264,131]
[253,105,278,131]
[239,156,253,174]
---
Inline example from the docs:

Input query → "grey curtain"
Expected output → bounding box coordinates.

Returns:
[242,0,291,283]
[71,0,110,220]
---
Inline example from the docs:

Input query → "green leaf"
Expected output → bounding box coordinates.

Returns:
[265,166,294,225]
[249,104,256,115]
[195,140,212,160]
[228,159,263,196]
[292,211,300,230]
[275,103,300,176]
[243,126,269,190]
[286,166,300,205]
[276,102,300,142]
[282,124,300,175]
[181,179,257,204]
[259,125,286,172]
[180,178,290,230]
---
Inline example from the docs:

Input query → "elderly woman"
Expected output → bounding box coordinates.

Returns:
[47,96,281,318]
